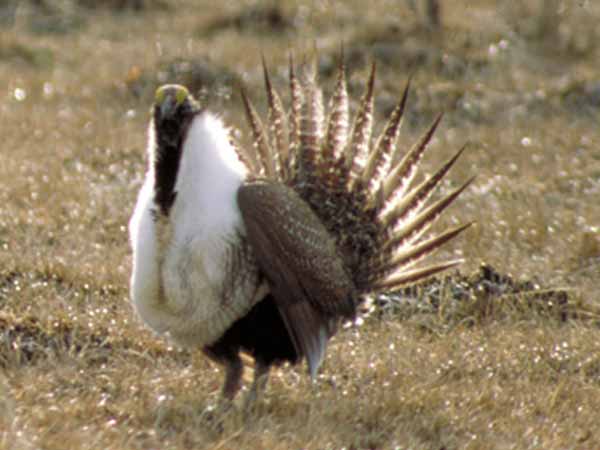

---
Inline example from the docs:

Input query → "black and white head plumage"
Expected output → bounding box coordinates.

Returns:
[151,84,202,216]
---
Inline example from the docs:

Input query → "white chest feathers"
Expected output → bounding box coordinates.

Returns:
[129,112,263,347]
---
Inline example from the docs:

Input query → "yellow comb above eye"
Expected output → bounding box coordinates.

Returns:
[154,84,190,105]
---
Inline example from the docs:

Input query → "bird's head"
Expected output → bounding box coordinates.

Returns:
[155,84,193,118]
[152,84,200,144]
[150,84,201,215]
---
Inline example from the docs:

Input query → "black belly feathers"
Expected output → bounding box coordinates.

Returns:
[206,294,299,369]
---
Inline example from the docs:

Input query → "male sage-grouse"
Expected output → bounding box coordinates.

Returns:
[129,55,473,404]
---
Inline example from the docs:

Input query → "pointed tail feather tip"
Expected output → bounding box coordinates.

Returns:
[371,221,474,277]
[362,76,411,192]
[382,112,444,202]
[380,144,470,230]
[372,259,465,291]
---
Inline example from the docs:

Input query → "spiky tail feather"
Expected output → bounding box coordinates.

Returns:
[240,53,471,297]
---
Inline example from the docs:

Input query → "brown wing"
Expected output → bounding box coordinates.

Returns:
[237,180,356,378]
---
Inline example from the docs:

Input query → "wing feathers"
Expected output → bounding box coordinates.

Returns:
[238,181,356,375]
[276,298,330,379]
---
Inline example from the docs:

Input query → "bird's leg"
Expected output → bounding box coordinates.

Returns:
[221,354,244,401]
[202,348,244,407]
[198,349,243,428]
[244,358,270,411]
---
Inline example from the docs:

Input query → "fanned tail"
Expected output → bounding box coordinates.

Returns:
[381,178,475,254]
[365,222,473,288]
[380,144,468,233]
[241,88,275,177]
[295,59,324,184]
[379,113,443,216]
[371,260,465,291]
[240,51,473,298]
[345,62,376,192]
[322,53,349,190]
[230,135,259,175]
[363,77,410,206]
[287,54,303,181]
[261,56,288,180]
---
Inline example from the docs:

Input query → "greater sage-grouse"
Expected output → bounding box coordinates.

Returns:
[129,55,473,403]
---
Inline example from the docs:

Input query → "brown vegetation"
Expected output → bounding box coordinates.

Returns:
[1,0,599,448]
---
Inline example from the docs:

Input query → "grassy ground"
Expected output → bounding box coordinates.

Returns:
[1,0,600,448]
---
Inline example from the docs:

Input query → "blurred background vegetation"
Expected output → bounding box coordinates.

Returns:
[1,1,600,448]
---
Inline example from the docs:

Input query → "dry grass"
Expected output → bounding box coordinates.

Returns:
[1,0,600,448]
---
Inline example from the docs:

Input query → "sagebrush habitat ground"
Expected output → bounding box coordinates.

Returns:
[1,1,600,449]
